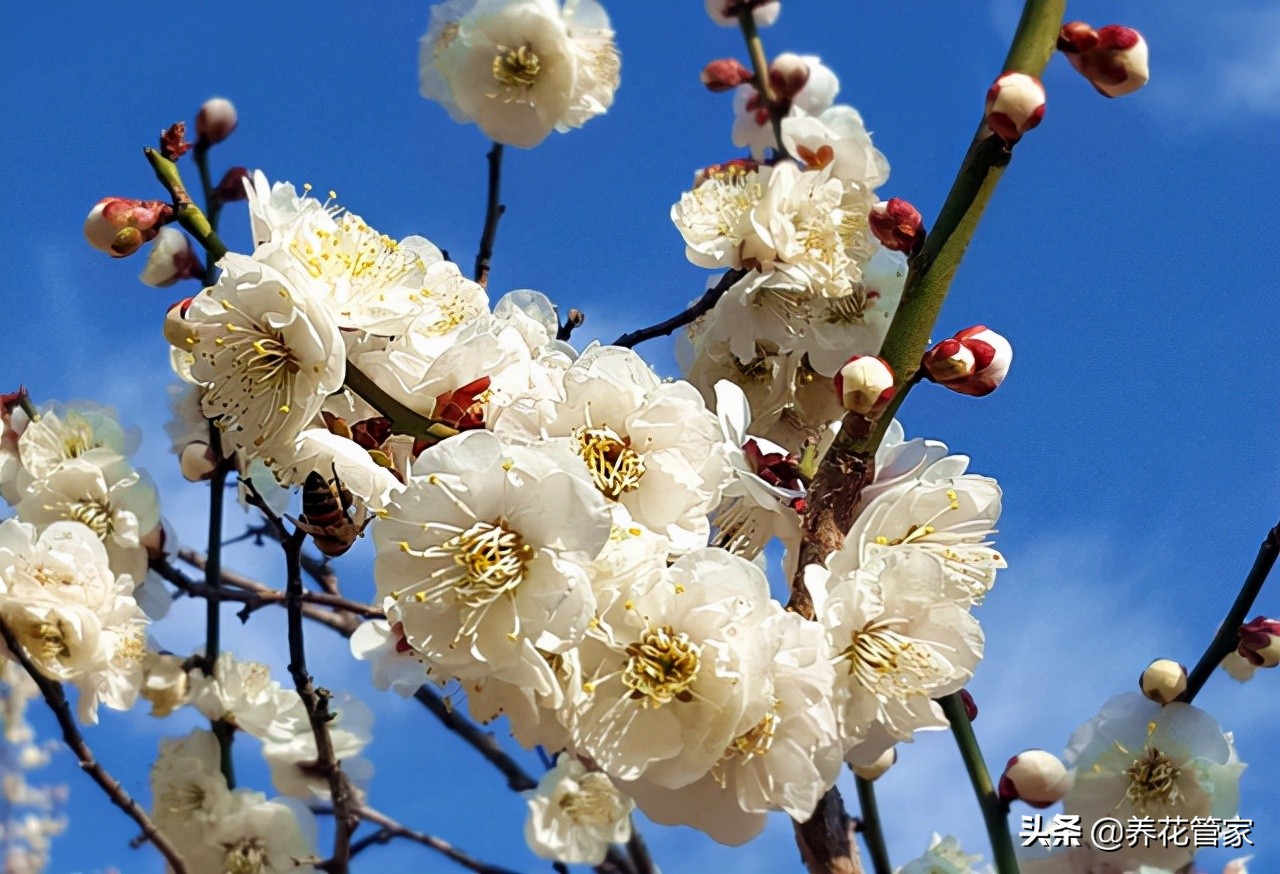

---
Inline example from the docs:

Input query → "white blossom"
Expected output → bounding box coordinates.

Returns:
[523,754,633,865]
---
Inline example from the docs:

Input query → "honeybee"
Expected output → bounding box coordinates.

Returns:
[295,470,370,558]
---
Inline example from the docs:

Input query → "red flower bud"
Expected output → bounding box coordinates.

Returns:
[216,167,252,203]
[768,53,810,101]
[868,198,925,254]
[1238,616,1280,668]
[85,197,174,257]
[1058,22,1149,98]
[923,326,1012,397]
[998,750,1073,808]
[984,72,1046,145]
[834,356,895,416]
[196,97,238,146]
[701,58,753,93]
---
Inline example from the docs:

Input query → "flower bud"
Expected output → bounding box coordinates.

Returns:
[923,326,1012,397]
[1058,22,1149,98]
[868,198,925,254]
[179,441,219,482]
[984,72,1046,145]
[960,689,979,721]
[1139,658,1188,705]
[834,356,895,416]
[706,0,780,28]
[998,750,1073,808]
[850,748,896,782]
[1238,616,1280,668]
[701,58,753,93]
[84,197,173,257]
[196,97,238,145]
[139,227,202,288]
[216,166,252,203]
[769,53,810,101]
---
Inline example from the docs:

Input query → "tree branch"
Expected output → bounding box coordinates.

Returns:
[613,268,746,348]
[853,777,891,874]
[350,806,521,873]
[938,692,1018,874]
[474,142,506,286]
[0,618,189,873]
[143,147,228,262]
[1180,520,1280,703]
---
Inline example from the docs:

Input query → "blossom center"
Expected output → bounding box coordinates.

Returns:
[840,619,938,699]
[441,520,533,607]
[730,708,779,760]
[623,625,701,708]
[224,837,268,874]
[574,426,645,500]
[1123,745,1182,813]
[64,498,113,539]
[33,620,71,663]
[492,44,541,89]
[557,772,628,826]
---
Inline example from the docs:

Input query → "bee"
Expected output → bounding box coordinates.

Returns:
[295,469,370,558]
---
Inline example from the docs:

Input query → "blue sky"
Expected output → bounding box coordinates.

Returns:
[0,2,1277,872]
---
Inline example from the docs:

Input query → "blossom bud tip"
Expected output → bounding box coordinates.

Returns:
[984,72,1046,144]
[1058,22,1149,98]
[923,326,1011,397]
[834,356,895,416]
[1139,658,1188,705]
[998,750,1072,807]
[196,97,238,145]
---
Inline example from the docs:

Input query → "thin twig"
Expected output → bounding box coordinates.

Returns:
[412,686,537,793]
[612,268,746,348]
[938,692,1018,874]
[556,308,585,342]
[736,6,788,160]
[238,522,342,595]
[350,806,521,873]
[1181,520,1280,703]
[0,618,189,873]
[280,526,359,873]
[474,142,506,286]
[853,777,891,874]
[144,147,228,262]
[200,425,237,785]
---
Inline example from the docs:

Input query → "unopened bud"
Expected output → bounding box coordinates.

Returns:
[998,750,1073,808]
[923,326,1012,397]
[701,58,753,93]
[834,356,895,416]
[1058,22,1149,98]
[960,689,979,721]
[159,121,192,160]
[140,227,201,288]
[1139,658,1188,705]
[984,72,1046,145]
[163,298,198,350]
[216,166,252,203]
[1238,616,1280,668]
[868,198,925,254]
[179,441,219,482]
[769,53,810,101]
[85,197,173,257]
[196,97,238,146]
[705,0,780,28]
[850,748,896,782]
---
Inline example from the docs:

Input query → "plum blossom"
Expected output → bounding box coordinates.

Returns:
[523,754,633,864]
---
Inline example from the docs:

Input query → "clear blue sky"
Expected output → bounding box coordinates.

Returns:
[0,2,1277,872]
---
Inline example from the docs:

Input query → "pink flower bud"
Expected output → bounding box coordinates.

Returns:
[196,97,238,146]
[705,0,780,28]
[1058,22,1149,98]
[923,326,1012,397]
[701,58,753,93]
[1139,658,1188,705]
[998,750,1073,808]
[834,355,895,416]
[868,198,925,253]
[140,227,202,288]
[984,72,1046,145]
[1238,616,1280,668]
[84,197,173,257]
[768,53,810,101]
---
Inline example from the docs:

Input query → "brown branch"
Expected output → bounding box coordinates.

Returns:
[474,142,506,286]
[612,268,747,348]
[0,618,189,873]
[412,686,537,793]
[350,806,521,873]
[1180,520,1280,703]
[249,521,341,595]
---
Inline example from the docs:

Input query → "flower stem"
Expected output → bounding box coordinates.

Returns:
[939,692,1019,874]
[342,362,460,444]
[144,147,228,264]
[854,776,892,874]
[1181,520,1280,703]
[736,7,789,160]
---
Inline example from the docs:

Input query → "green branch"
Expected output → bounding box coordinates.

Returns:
[736,7,789,159]
[343,363,460,445]
[144,147,228,264]
[940,693,1018,874]
[854,776,892,874]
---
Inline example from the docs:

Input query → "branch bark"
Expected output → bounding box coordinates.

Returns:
[613,268,746,348]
